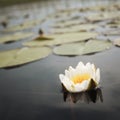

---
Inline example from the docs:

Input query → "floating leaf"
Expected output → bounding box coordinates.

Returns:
[0,32,34,44]
[51,19,84,28]
[83,40,112,54]
[104,30,120,36]
[35,36,54,41]
[2,19,43,32]
[51,24,98,34]
[86,12,120,22]
[23,32,97,47]
[113,38,120,47]
[53,40,112,56]
[106,23,120,28]
[53,42,85,55]
[87,4,120,11]
[2,24,33,32]
[88,5,107,11]
[49,9,74,19]
[0,47,51,68]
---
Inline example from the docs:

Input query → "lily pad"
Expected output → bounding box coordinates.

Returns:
[88,5,107,11]
[23,32,97,47]
[113,38,120,47]
[51,19,84,28]
[53,39,112,56]
[86,12,120,22]
[35,36,54,40]
[2,19,43,32]
[0,47,51,68]
[51,24,98,34]
[106,23,120,28]
[0,32,34,44]
[3,24,34,32]
[104,30,120,36]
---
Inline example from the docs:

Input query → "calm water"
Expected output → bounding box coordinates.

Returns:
[0,0,120,120]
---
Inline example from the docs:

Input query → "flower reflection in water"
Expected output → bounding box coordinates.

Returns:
[62,84,103,104]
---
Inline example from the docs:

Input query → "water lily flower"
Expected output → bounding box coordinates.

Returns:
[59,62,100,93]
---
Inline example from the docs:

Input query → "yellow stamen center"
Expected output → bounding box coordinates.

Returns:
[71,73,91,84]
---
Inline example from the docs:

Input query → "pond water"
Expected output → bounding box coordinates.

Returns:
[0,0,120,120]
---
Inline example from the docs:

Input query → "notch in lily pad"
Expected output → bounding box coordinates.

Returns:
[53,39,112,56]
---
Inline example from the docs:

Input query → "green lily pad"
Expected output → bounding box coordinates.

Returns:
[51,19,84,28]
[34,35,54,41]
[113,38,120,47]
[88,5,107,11]
[86,12,120,22]
[0,32,34,44]
[104,30,120,36]
[23,32,97,47]
[107,24,120,28]
[49,9,74,19]
[4,24,34,32]
[51,24,98,34]
[106,22,120,28]
[53,39,112,56]
[83,40,112,54]
[2,19,43,32]
[0,47,51,68]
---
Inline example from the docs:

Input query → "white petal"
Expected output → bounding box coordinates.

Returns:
[86,62,91,67]
[86,63,95,79]
[91,64,96,72]
[69,66,74,71]
[62,80,72,91]
[77,64,86,75]
[65,70,70,79]
[76,61,85,69]
[61,76,75,92]
[59,74,65,82]
[68,66,76,78]
[74,80,90,92]
[85,63,92,74]
[95,68,100,84]
[80,80,91,90]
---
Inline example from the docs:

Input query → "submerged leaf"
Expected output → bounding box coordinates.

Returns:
[0,32,34,44]
[23,32,97,47]
[0,47,51,68]
[53,39,112,56]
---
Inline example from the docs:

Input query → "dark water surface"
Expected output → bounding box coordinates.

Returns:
[0,0,120,120]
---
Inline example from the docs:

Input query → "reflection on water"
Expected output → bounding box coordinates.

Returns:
[0,0,120,120]
[62,85,103,103]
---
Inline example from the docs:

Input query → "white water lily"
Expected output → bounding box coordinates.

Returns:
[59,62,100,93]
